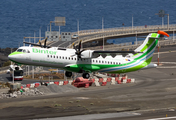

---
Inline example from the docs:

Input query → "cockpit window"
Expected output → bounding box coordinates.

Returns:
[17,49,23,52]
[16,49,30,53]
[23,49,26,53]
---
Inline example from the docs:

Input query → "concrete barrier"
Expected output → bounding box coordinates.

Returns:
[111,78,117,85]
[131,79,135,83]
[30,83,35,88]
[122,79,127,84]
[63,81,69,85]
[54,81,59,85]
[68,80,73,85]
[94,81,100,86]
[59,81,64,85]
[49,82,54,84]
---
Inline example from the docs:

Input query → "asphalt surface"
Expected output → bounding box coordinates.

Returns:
[1,45,176,120]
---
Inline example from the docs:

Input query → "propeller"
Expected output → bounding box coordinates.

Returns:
[72,40,85,58]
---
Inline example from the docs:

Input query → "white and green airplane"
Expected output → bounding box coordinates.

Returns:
[8,30,169,79]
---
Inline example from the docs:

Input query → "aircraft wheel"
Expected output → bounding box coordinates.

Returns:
[82,73,90,79]
[65,71,72,77]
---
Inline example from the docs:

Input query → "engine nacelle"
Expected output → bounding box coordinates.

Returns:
[81,50,100,58]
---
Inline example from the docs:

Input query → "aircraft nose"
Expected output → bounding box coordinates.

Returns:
[8,53,14,60]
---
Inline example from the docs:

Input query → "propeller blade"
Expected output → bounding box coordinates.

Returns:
[39,40,41,46]
[78,40,82,52]
[44,37,48,48]
[72,42,76,49]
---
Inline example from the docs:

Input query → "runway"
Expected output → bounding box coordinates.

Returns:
[0,46,176,120]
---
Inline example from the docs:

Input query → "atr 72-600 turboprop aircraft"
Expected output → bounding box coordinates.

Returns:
[8,30,169,79]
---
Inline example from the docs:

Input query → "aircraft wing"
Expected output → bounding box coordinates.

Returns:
[23,42,42,47]
[93,50,142,57]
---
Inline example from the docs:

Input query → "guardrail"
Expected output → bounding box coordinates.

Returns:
[70,24,176,48]
[86,38,176,51]
[72,24,176,36]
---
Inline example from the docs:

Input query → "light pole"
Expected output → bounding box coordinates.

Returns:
[34,31,36,43]
[158,40,160,65]
[155,10,168,28]
[102,17,104,51]
[136,31,137,45]
[39,26,42,41]
[132,14,133,30]
[167,14,169,29]
[77,19,79,36]
[173,30,175,42]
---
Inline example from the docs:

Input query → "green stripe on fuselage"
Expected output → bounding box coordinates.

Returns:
[9,52,24,56]
[110,57,153,73]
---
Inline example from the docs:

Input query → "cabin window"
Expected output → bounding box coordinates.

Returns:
[68,57,70,60]
[93,60,94,62]
[96,60,98,63]
[65,57,67,59]
[113,62,115,64]
[51,55,52,58]
[99,60,101,63]
[47,55,49,58]
[102,61,104,63]
[116,62,118,65]
[62,57,64,59]
[75,58,76,60]
[119,63,121,65]
[108,61,109,64]
[60,56,61,59]
[72,58,73,60]
[111,62,112,64]
[53,56,55,58]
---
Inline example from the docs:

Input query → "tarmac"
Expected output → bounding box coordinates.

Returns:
[0,45,176,119]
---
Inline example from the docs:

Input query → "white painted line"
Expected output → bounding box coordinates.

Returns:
[153,62,176,64]
[33,112,141,120]
[146,116,176,120]
[154,50,176,54]
[157,66,176,68]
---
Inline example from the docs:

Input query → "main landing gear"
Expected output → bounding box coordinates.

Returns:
[65,71,90,79]
[82,73,90,79]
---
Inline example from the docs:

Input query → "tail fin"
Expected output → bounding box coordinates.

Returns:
[132,33,160,63]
